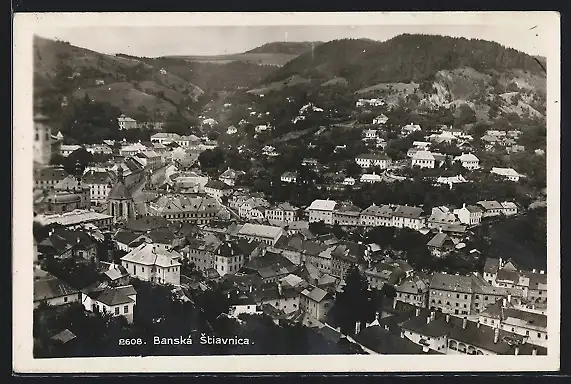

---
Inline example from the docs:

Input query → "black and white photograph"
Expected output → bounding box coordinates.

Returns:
[13,11,560,373]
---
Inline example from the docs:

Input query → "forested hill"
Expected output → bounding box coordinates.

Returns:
[246,41,324,55]
[263,34,546,89]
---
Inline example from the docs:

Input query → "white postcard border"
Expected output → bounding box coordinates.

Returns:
[13,11,561,373]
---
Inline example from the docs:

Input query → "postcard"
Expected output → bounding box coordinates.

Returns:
[13,11,560,373]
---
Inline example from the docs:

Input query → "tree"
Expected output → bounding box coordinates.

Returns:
[63,148,94,177]
[456,104,476,125]
[345,161,362,178]
[333,266,378,335]
[198,148,225,171]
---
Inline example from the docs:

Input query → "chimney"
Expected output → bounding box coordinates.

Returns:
[446,314,450,323]
[430,311,435,321]
[422,345,430,353]
[494,327,500,344]
[426,316,431,324]
[277,281,283,296]
[463,203,466,209]
[249,285,253,293]
[462,317,467,329]
[540,270,545,275]
[415,307,421,317]
[514,346,520,356]
[499,257,503,268]
[507,294,512,304]
[477,321,481,328]
[532,348,537,356]
[503,297,507,307]
[393,299,397,310]
[532,268,537,273]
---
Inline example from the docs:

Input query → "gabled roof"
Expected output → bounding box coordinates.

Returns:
[360,204,393,218]
[108,179,132,200]
[477,200,503,210]
[483,258,501,274]
[430,273,473,293]
[393,205,424,218]
[86,286,135,306]
[308,199,337,211]
[34,275,78,301]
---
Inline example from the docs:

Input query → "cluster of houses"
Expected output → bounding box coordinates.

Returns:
[305,198,518,231]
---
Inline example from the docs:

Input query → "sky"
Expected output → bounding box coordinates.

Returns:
[35,24,548,58]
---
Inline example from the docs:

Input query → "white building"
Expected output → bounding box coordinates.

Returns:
[117,114,137,130]
[401,123,422,136]
[360,173,382,183]
[373,114,389,125]
[453,204,483,226]
[280,172,298,183]
[454,153,480,170]
[412,151,446,169]
[501,201,518,216]
[355,153,392,169]
[151,132,181,145]
[81,285,137,323]
[307,199,337,224]
[226,126,238,135]
[265,202,299,223]
[491,167,523,182]
[236,223,284,246]
[121,243,182,286]
[214,242,246,277]
[343,177,356,186]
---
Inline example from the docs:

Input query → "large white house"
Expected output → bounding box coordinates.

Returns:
[118,114,137,130]
[307,199,337,224]
[453,204,483,226]
[454,153,480,170]
[121,243,182,286]
[412,151,446,169]
[151,132,181,145]
[355,153,392,169]
[490,167,523,182]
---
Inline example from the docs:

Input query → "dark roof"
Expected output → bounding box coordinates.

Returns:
[35,167,68,182]
[86,286,135,306]
[114,230,141,245]
[483,258,501,274]
[147,228,176,245]
[427,233,454,248]
[108,180,132,200]
[50,329,77,344]
[355,325,437,354]
[82,171,113,185]
[205,180,232,190]
[241,251,297,278]
[125,216,170,232]
[393,205,424,218]
[216,242,244,258]
[34,276,78,301]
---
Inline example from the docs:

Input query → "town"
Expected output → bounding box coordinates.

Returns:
[31,34,548,357]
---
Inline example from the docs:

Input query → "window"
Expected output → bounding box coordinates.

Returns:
[142,267,144,272]
[455,303,459,307]
[115,307,120,315]
[124,305,129,314]
[538,333,541,338]
[464,295,468,299]
[456,294,460,298]
[484,296,488,300]
[464,304,467,308]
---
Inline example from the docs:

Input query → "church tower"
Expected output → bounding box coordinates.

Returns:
[107,167,136,222]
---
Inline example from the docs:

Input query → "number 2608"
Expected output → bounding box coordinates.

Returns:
[119,338,143,345]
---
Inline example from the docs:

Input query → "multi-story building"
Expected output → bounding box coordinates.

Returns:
[121,243,182,286]
[82,170,114,205]
[332,202,362,226]
[235,223,284,246]
[411,151,446,169]
[214,242,246,277]
[359,204,394,227]
[355,153,392,169]
[307,199,337,224]
[477,200,504,218]
[117,114,138,130]
[453,153,480,170]
[147,194,220,224]
[392,205,425,230]
[395,276,429,308]
[265,202,299,223]
[453,204,483,226]
[182,234,222,272]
